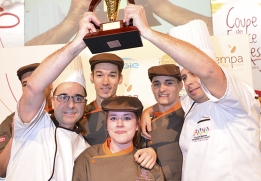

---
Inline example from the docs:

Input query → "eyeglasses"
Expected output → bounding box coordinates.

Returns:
[53,95,87,103]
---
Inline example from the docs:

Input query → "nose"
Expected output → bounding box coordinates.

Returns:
[159,83,166,92]
[102,75,109,85]
[67,97,76,108]
[185,76,194,86]
[116,118,124,128]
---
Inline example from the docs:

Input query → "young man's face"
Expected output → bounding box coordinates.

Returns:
[52,82,86,129]
[151,75,182,109]
[181,68,208,103]
[90,62,123,101]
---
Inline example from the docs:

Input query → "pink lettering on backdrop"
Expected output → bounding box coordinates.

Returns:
[226,6,261,67]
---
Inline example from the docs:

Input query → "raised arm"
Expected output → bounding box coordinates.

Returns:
[20,12,101,123]
[146,0,213,35]
[25,0,91,45]
[123,4,226,98]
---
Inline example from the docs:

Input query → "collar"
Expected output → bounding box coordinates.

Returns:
[50,113,83,134]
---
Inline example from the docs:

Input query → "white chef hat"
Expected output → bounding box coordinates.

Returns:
[169,20,216,71]
[52,55,86,90]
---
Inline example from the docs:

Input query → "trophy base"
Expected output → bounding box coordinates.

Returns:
[83,23,143,54]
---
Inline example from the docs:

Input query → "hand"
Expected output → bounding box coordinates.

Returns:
[140,106,155,139]
[123,4,151,37]
[134,147,156,169]
[74,12,101,43]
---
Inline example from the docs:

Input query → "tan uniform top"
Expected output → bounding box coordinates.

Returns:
[73,138,165,181]
[80,100,108,145]
[141,101,184,181]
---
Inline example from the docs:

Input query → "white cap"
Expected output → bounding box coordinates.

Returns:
[53,56,86,90]
[169,20,216,71]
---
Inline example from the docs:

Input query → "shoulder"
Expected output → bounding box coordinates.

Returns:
[1,112,15,127]
[78,144,102,159]
[84,101,96,113]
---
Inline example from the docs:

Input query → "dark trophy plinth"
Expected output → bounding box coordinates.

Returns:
[83,0,143,54]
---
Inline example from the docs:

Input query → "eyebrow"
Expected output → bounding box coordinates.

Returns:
[165,79,175,82]
[94,70,117,74]
[56,93,85,97]
[108,113,133,116]
[152,79,175,83]
[152,80,160,83]
[21,80,27,85]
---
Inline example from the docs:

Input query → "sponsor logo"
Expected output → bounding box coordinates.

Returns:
[216,45,244,68]
[124,62,139,69]
[123,58,139,69]
[159,54,177,65]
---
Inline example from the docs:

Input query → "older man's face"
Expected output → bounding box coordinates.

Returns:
[181,68,208,103]
[52,82,86,129]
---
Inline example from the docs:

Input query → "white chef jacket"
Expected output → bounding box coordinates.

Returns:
[180,67,261,181]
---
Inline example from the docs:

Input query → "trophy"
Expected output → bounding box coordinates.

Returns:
[83,0,143,54]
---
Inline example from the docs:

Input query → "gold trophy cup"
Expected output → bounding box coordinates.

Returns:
[83,0,143,54]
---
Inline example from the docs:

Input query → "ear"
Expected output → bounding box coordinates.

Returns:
[90,73,94,84]
[178,81,183,92]
[51,97,55,109]
[118,74,123,85]
[136,118,140,131]
[49,83,53,91]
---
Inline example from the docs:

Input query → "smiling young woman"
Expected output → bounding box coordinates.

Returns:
[72,96,164,181]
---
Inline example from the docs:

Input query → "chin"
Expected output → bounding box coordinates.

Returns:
[158,100,169,105]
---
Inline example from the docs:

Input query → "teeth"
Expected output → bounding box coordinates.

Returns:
[65,112,75,114]
[159,94,168,97]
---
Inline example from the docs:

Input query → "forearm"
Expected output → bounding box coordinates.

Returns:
[144,30,212,75]
[146,0,213,35]
[25,19,78,46]
[0,138,12,177]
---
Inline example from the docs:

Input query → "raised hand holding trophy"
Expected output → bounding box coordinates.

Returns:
[83,0,143,54]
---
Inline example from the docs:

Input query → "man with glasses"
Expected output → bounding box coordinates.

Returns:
[5,55,90,180]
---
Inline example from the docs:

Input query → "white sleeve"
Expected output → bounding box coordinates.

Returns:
[201,66,259,117]
[14,100,47,140]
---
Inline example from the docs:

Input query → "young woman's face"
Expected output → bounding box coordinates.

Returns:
[107,111,138,149]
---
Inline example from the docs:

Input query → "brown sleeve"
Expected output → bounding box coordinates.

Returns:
[72,145,100,181]
[72,149,90,181]
[0,113,14,153]
[153,164,166,181]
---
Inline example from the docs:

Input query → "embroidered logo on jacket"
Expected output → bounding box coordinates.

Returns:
[192,118,211,142]
[136,168,153,181]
